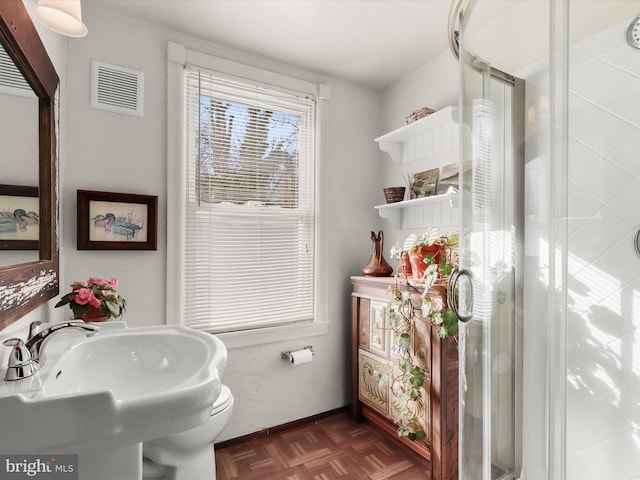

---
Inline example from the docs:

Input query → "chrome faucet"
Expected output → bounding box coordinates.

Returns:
[3,320,99,381]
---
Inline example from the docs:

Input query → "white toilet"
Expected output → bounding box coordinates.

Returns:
[142,384,234,480]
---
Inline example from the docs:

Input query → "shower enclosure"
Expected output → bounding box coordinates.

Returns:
[452,0,640,479]
[448,1,524,479]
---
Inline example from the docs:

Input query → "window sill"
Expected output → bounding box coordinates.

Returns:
[216,321,330,349]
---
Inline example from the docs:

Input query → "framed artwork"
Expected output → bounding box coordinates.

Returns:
[436,162,459,195]
[412,168,439,198]
[77,190,158,250]
[0,184,39,250]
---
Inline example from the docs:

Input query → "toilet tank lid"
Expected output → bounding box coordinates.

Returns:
[212,385,233,414]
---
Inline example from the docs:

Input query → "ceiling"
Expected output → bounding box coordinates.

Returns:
[85,0,458,91]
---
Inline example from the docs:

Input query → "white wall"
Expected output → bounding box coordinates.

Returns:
[58,6,381,441]
[378,49,460,249]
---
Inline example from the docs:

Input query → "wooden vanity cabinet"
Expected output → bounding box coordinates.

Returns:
[351,276,459,480]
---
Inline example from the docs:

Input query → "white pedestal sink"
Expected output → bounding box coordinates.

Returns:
[0,322,227,480]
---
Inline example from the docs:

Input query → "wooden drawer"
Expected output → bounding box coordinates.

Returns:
[358,349,389,414]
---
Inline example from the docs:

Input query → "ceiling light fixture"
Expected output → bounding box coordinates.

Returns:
[32,0,88,38]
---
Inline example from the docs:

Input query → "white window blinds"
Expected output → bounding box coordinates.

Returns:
[183,67,317,333]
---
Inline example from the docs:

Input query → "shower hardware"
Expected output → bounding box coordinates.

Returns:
[626,15,640,49]
[634,227,640,258]
[448,0,517,86]
[447,268,473,322]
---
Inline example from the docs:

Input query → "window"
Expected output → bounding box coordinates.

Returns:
[181,66,317,334]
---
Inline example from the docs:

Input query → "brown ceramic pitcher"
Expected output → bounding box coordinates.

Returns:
[362,230,393,276]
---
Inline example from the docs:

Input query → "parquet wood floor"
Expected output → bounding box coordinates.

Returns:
[215,412,430,480]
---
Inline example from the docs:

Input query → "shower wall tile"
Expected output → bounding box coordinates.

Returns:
[609,226,640,277]
[581,63,636,110]
[572,201,633,244]
[569,57,606,94]
[609,128,640,175]
[567,183,603,225]
[580,112,634,157]
[579,161,632,206]
[567,387,632,453]
[568,95,604,138]
[567,435,638,480]
[568,329,640,405]
[616,380,640,429]
[606,45,640,77]
[601,427,640,479]
[592,206,634,244]
[567,228,604,267]
[610,79,640,127]
[567,27,640,477]
[568,140,605,183]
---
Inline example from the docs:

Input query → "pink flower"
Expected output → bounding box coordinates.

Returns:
[88,277,109,286]
[73,287,100,308]
[71,281,87,290]
[109,277,118,288]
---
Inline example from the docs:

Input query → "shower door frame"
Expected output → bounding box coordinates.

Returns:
[449,1,525,478]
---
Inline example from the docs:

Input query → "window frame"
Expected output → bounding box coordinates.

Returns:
[167,43,329,347]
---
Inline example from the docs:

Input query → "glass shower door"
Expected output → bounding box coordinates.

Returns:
[455,6,524,480]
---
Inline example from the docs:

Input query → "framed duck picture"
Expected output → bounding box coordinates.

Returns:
[0,184,39,250]
[77,190,158,250]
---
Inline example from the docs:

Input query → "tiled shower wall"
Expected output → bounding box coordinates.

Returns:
[566,19,640,479]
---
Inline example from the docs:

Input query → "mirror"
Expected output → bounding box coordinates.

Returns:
[0,42,40,264]
[0,1,59,329]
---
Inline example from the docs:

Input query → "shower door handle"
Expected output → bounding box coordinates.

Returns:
[447,268,473,322]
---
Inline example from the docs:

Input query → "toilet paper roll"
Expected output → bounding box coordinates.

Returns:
[290,349,313,366]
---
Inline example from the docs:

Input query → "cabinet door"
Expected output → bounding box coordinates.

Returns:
[369,300,388,356]
[358,349,389,414]
[358,297,371,349]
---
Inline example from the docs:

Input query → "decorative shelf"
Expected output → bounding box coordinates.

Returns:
[375,106,459,164]
[375,193,459,229]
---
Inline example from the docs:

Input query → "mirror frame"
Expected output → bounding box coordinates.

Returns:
[0,0,59,329]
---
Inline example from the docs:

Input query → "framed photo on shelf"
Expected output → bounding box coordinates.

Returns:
[77,190,158,250]
[0,184,39,250]
[436,162,460,195]
[412,168,439,198]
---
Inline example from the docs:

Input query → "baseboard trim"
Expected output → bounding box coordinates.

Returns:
[215,405,350,450]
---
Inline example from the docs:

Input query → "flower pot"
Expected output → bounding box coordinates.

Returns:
[397,251,412,278]
[409,244,441,281]
[74,307,112,323]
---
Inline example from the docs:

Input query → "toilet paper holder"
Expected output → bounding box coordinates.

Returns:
[281,345,314,361]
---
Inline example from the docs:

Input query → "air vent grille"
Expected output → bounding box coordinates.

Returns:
[0,44,36,98]
[91,60,144,117]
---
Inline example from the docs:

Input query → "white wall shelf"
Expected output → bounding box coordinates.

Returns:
[375,106,460,230]
[375,106,459,164]
[375,193,459,229]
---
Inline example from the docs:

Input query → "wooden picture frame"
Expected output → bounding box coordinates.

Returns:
[77,190,158,250]
[412,168,439,198]
[0,184,39,250]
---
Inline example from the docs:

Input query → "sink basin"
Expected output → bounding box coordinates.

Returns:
[0,323,226,454]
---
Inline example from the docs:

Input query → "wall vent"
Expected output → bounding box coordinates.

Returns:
[0,44,36,98]
[91,60,144,117]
